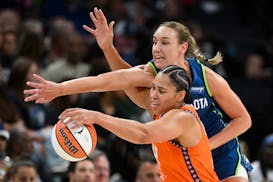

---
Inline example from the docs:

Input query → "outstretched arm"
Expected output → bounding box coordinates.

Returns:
[59,108,190,144]
[205,67,252,150]
[24,66,154,103]
[83,7,132,70]
[82,7,157,108]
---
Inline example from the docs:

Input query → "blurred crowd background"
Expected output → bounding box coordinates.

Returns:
[0,0,272,181]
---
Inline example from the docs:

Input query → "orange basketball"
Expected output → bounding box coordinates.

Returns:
[51,120,97,161]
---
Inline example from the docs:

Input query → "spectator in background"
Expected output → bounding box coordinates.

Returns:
[0,9,21,33]
[7,57,46,130]
[0,83,25,130]
[159,0,186,22]
[67,158,96,182]
[0,10,20,76]
[2,160,38,182]
[19,18,45,64]
[42,17,75,67]
[249,133,273,182]
[91,150,111,182]
[135,160,160,182]
[0,29,18,72]
[6,128,52,182]
[0,129,10,179]
[244,52,272,81]
[42,32,90,83]
[21,18,44,35]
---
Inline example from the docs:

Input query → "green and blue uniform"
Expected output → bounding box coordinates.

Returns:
[148,58,252,180]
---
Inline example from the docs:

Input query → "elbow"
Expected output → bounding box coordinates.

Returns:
[245,114,252,130]
[240,114,252,133]
[132,128,152,145]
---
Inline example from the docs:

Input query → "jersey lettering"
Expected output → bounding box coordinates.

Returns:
[193,97,208,110]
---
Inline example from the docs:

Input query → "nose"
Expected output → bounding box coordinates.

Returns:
[150,89,158,100]
[152,42,161,52]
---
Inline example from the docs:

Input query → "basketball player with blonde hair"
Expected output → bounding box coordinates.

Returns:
[24,7,252,181]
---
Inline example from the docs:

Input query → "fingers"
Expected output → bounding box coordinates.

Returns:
[83,24,94,34]
[24,93,39,102]
[36,97,47,104]
[59,108,78,120]
[26,81,43,89]
[97,8,107,25]
[68,120,83,130]
[24,88,39,95]
[88,7,108,29]
[59,109,84,129]
[24,88,42,102]
[90,11,98,27]
[32,74,46,83]
[109,21,115,32]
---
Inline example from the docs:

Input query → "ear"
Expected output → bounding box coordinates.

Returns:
[176,90,186,103]
[179,42,188,55]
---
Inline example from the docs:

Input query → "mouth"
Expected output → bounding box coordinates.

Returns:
[151,102,159,110]
[153,56,166,68]
[154,56,164,62]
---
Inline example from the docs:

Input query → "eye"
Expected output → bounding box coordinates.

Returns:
[162,41,169,45]
[158,88,166,94]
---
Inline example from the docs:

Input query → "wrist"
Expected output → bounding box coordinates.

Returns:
[59,82,66,96]
[102,44,115,53]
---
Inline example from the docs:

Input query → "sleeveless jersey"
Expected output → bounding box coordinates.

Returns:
[152,105,219,182]
[148,59,251,180]
[148,59,225,138]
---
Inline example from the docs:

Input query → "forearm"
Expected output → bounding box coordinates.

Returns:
[103,45,132,70]
[209,116,251,150]
[61,76,108,96]
[95,112,149,144]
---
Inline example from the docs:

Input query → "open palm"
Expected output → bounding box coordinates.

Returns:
[83,7,114,51]
[24,74,61,103]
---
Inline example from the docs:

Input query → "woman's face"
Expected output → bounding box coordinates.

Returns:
[150,73,182,114]
[11,166,37,182]
[152,26,184,69]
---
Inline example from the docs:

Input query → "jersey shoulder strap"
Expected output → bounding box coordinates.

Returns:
[148,60,160,75]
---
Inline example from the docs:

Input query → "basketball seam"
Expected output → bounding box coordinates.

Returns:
[67,125,89,157]
[55,124,88,159]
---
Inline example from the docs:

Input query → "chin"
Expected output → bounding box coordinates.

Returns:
[151,108,159,115]
[154,63,165,70]
[153,60,166,69]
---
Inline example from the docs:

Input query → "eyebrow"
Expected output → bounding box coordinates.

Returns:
[158,85,167,90]
[153,35,171,40]
[145,172,161,177]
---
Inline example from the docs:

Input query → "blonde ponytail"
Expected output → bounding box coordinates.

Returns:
[188,36,223,65]
[207,51,223,65]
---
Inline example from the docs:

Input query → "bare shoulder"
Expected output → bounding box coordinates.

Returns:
[163,109,195,123]
[204,66,229,86]
[203,66,231,97]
